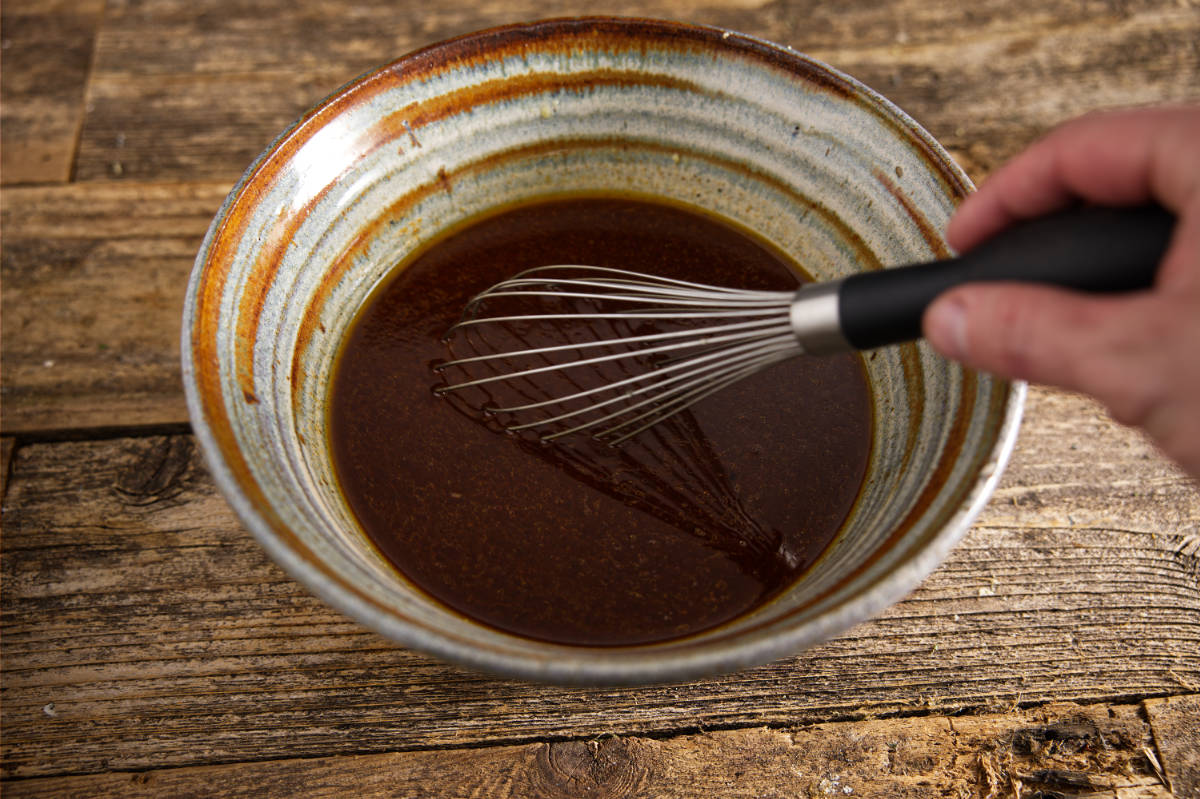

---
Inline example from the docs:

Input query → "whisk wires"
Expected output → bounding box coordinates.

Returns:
[433,265,800,444]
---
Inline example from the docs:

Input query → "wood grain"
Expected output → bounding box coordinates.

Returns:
[1147,695,1200,798]
[73,0,1200,184]
[1,388,1196,779]
[0,0,105,184]
[0,701,1171,798]
[3,0,1199,793]
[0,181,229,433]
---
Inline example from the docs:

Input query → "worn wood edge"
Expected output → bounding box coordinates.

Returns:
[0,700,1172,798]
[1,437,15,504]
[1145,694,1200,798]
[2,422,193,445]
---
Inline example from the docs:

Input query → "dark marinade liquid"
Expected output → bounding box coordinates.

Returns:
[328,197,872,647]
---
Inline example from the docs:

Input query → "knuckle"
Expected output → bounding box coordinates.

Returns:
[1136,401,1200,479]
[976,293,1058,380]
[1083,300,1177,427]
[1099,379,1162,428]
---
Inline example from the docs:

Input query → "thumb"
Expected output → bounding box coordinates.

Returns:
[922,283,1150,401]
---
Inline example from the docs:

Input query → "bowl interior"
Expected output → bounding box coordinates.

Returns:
[183,19,1021,683]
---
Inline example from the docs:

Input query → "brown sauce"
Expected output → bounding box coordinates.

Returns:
[328,197,872,646]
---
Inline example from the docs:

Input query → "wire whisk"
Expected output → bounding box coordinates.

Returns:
[433,265,814,444]
[433,205,1171,445]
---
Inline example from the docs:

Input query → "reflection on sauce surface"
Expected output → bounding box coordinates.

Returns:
[328,198,872,646]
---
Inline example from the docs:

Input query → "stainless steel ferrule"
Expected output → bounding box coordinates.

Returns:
[789,279,851,354]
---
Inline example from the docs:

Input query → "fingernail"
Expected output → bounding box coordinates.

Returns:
[926,297,969,360]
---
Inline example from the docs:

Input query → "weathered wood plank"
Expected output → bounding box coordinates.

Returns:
[793,2,1200,179]
[0,0,105,184]
[1146,694,1200,798]
[73,0,1200,184]
[1,387,1196,778]
[1,701,1171,798]
[0,181,230,433]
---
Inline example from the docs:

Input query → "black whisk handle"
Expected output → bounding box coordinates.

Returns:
[836,204,1175,351]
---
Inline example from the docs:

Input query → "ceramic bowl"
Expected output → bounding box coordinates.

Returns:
[182,18,1024,684]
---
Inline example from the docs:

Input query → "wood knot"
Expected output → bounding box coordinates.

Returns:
[113,436,194,506]
[1008,719,1104,756]
[527,738,647,798]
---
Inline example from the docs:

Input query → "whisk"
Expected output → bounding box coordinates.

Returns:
[434,205,1173,444]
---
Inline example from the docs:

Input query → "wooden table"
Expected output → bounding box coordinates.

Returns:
[3,1,1199,796]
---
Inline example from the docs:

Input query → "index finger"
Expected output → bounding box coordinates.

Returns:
[947,106,1200,255]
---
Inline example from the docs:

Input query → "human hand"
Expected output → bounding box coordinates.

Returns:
[922,106,1200,480]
